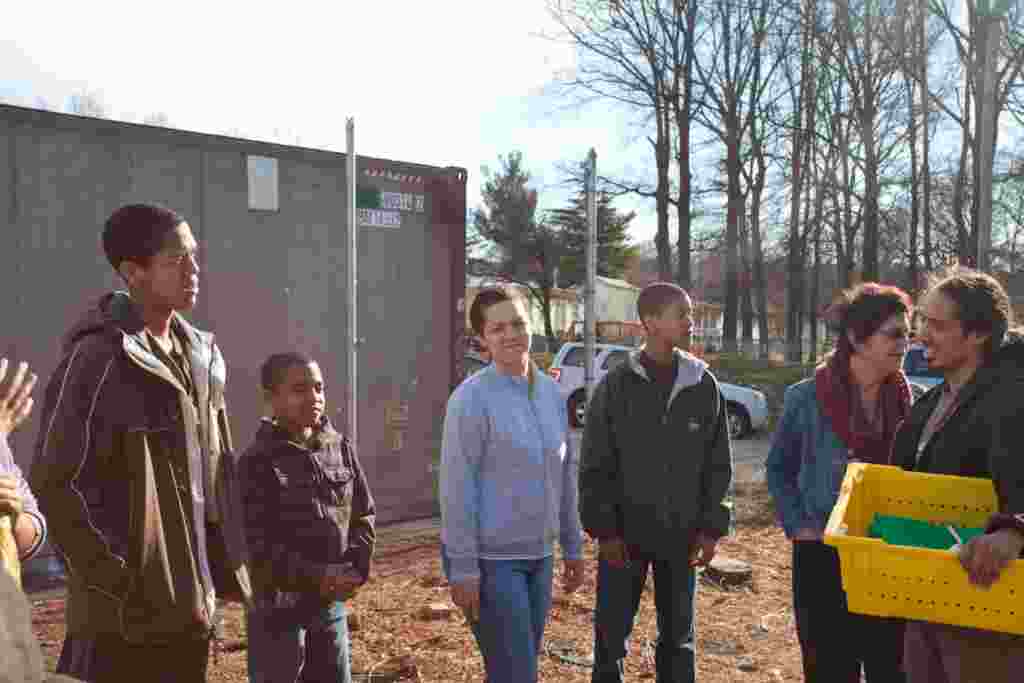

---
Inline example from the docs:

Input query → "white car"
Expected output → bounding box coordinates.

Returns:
[548,342,769,439]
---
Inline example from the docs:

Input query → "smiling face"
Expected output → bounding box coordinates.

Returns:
[852,311,910,378]
[917,289,987,376]
[478,299,532,373]
[267,361,326,438]
[121,221,200,313]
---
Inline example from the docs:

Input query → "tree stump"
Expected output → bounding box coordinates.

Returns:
[703,556,753,587]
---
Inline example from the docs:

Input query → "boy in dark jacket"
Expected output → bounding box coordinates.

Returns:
[240,352,375,683]
[580,282,732,683]
[31,204,250,683]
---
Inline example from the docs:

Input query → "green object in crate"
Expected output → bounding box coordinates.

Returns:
[867,515,986,550]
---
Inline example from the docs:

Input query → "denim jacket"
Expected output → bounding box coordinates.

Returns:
[765,378,853,538]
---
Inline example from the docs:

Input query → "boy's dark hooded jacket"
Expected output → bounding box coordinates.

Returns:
[579,349,733,557]
[240,418,375,604]
[30,292,251,642]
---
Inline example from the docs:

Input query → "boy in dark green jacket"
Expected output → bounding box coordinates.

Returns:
[580,282,732,683]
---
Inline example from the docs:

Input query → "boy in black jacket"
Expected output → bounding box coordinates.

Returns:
[240,352,375,683]
[580,282,732,683]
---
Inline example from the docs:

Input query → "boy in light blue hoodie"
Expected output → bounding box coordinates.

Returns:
[441,288,584,683]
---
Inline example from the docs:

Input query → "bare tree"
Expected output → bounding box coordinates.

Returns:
[66,90,108,118]
[547,0,681,280]
[693,0,788,352]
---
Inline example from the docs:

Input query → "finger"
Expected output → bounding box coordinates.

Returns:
[3,362,28,401]
[12,372,37,409]
[14,397,33,425]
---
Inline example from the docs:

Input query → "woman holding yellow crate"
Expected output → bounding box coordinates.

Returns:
[891,267,1024,683]
[767,283,913,683]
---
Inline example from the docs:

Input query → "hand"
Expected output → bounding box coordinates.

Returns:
[450,578,481,622]
[319,564,363,600]
[598,537,630,569]
[958,529,1024,588]
[689,533,718,568]
[0,360,36,436]
[0,476,24,518]
[562,559,585,593]
[792,528,822,542]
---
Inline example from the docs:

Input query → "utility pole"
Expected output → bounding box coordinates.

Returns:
[584,149,598,403]
[346,118,359,445]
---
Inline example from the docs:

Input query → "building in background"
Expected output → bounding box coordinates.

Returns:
[0,103,466,530]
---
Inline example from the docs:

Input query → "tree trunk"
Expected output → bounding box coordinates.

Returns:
[723,124,741,354]
[740,208,754,348]
[675,0,698,290]
[859,11,880,282]
[809,153,827,361]
[907,73,920,294]
[920,1,933,274]
[786,20,811,363]
[654,101,673,281]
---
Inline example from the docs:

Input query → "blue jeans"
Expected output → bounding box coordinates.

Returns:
[442,546,555,683]
[592,555,697,683]
[246,597,351,683]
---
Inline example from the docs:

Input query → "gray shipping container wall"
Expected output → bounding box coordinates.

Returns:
[0,104,467,524]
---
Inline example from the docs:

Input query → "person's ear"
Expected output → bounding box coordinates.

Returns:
[118,261,143,289]
[965,330,990,356]
[261,388,275,416]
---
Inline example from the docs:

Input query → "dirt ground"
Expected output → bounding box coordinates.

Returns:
[30,478,802,682]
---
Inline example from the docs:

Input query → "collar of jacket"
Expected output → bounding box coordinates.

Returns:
[257,416,343,452]
[625,346,709,408]
[110,293,221,404]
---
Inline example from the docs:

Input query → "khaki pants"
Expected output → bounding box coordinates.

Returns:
[904,620,1024,683]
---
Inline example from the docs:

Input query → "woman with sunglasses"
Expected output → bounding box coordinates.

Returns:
[767,282,913,683]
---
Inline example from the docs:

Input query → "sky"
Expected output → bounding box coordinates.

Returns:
[0,1,663,242]
[5,2,1024,252]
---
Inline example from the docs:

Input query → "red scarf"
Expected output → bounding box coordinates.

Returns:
[815,355,911,465]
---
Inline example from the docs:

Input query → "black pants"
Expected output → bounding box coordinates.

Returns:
[792,541,905,683]
[56,633,210,683]
[592,553,697,683]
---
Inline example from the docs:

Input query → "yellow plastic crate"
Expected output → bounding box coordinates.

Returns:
[824,463,1024,635]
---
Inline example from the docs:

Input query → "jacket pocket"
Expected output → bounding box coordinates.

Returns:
[275,469,325,521]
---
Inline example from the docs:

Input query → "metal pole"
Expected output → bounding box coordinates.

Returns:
[584,149,598,402]
[976,14,1003,271]
[346,118,358,444]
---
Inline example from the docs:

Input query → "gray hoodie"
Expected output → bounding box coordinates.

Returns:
[579,348,733,555]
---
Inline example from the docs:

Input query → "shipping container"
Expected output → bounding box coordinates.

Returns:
[0,104,467,536]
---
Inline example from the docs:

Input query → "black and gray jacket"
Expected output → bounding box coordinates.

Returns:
[579,349,733,558]
[240,418,375,606]
[893,332,1024,541]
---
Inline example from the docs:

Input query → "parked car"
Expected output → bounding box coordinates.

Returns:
[548,342,770,438]
[903,343,942,400]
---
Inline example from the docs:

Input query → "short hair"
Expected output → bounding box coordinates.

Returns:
[469,288,514,337]
[829,282,913,359]
[927,266,1013,359]
[260,352,315,392]
[102,204,184,271]
[637,282,689,325]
